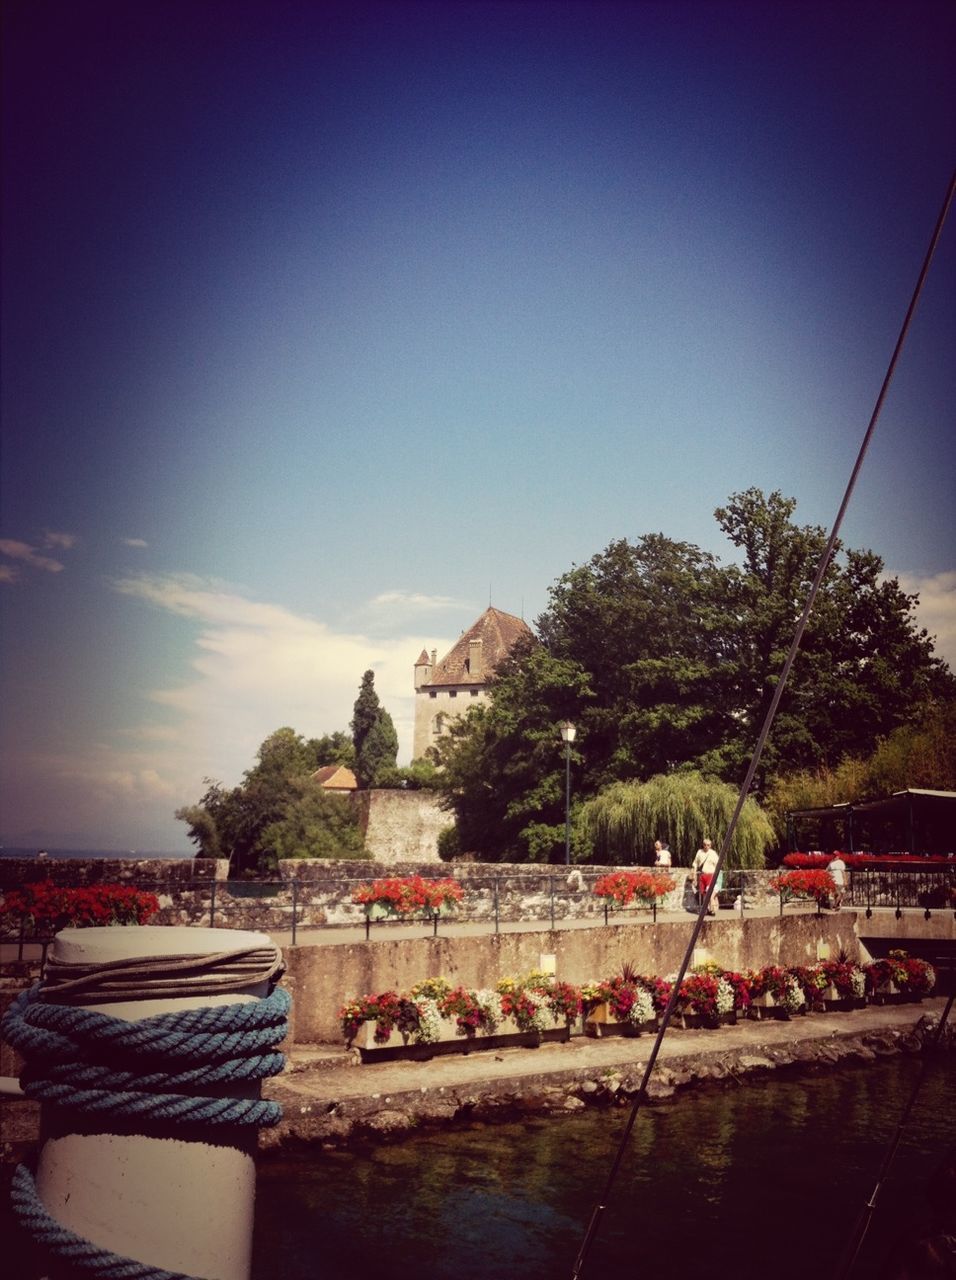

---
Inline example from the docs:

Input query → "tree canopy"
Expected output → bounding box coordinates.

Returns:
[433,489,953,862]
[580,772,775,869]
[175,726,365,875]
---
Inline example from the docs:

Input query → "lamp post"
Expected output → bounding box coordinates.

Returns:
[560,721,576,865]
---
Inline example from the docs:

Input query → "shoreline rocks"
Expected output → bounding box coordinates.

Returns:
[261,1009,952,1153]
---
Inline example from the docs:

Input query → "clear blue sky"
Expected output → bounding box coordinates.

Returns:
[2,0,954,850]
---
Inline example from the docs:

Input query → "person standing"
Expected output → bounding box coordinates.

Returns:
[827,852,847,910]
[692,838,719,915]
[654,840,672,867]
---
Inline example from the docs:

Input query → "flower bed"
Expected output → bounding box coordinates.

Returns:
[0,881,160,934]
[783,851,948,869]
[864,951,936,1004]
[341,972,578,1061]
[340,954,936,1060]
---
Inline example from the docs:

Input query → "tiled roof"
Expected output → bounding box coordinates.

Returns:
[311,764,358,790]
[425,606,533,687]
[415,649,430,664]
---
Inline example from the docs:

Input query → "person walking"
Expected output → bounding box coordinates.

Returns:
[827,852,847,910]
[692,838,719,915]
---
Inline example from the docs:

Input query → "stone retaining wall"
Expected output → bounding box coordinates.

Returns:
[285,911,860,1043]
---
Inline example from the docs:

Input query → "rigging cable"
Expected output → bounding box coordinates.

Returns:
[832,989,954,1280]
[569,166,956,1280]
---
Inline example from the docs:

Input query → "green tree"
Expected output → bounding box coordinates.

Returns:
[351,669,399,786]
[763,698,956,842]
[432,489,952,862]
[259,779,367,865]
[432,646,592,861]
[351,671,381,758]
[580,772,774,868]
[713,490,954,783]
[175,725,357,875]
[357,709,399,787]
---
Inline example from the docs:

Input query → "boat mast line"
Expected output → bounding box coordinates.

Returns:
[833,989,955,1280]
[569,166,956,1280]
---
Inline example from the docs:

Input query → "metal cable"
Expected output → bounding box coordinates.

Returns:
[570,167,956,1279]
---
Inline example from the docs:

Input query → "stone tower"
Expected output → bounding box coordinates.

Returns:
[412,606,533,760]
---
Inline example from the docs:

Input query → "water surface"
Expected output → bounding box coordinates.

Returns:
[252,1055,954,1280]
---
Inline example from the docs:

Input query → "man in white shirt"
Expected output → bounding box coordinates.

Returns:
[692,838,719,916]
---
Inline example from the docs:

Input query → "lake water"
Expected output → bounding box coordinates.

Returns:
[3,1055,951,1278]
[250,1055,954,1280]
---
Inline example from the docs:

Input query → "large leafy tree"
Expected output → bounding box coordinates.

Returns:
[713,489,954,785]
[580,772,775,868]
[433,644,592,861]
[175,726,360,875]
[434,489,953,862]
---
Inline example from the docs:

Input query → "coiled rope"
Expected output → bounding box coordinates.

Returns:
[40,945,285,1004]
[4,947,291,1280]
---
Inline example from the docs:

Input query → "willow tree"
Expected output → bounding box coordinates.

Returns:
[580,771,774,868]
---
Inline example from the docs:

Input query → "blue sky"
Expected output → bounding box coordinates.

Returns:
[2,0,954,851]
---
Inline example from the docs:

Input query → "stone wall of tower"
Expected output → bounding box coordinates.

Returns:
[413,683,489,760]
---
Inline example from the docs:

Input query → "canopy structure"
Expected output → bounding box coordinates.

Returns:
[785,789,956,856]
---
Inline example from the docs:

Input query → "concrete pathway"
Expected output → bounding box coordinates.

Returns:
[266,997,949,1127]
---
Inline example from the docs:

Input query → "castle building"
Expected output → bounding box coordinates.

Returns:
[412,606,533,760]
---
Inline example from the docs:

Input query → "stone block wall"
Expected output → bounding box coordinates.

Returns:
[354,789,449,864]
[285,911,861,1043]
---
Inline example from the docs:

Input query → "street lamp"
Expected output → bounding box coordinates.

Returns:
[560,721,576,865]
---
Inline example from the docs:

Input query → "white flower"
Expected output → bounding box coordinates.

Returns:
[715,978,735,1015]
[626,988,655,1026]
[475,989,500,1032]
[783,978,806,1013]
[850,969,865,998]
[414,998,442,1044]
[925,963,936,993]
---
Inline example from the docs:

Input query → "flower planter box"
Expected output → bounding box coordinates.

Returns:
[583,1002,658,1038]
[867,980,902,1007]
[350,1012,571,1062]
[821,986,866,1012]
[677,1010,736,1030]
[747,992,791,1021]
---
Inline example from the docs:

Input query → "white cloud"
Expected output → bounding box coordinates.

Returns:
[893,570,956,670]
[0,539,65,574]
[369,590,464,611]
[109,574,456,800]
[43,531,78,550]
[122,537,149,548]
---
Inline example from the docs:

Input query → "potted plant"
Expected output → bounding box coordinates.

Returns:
[351,875,464,920]
[768,870,836,913]
[677,971,736,1028]
[592,870,677,918]
[584,962,659,1037]
[818,958,867,1010]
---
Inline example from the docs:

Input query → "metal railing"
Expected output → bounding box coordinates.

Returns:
[3,868,953,963]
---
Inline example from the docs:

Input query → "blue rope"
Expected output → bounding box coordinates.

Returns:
[5,981,291,1279]
[4,985,290,1125]
[11,1163,204,1279]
